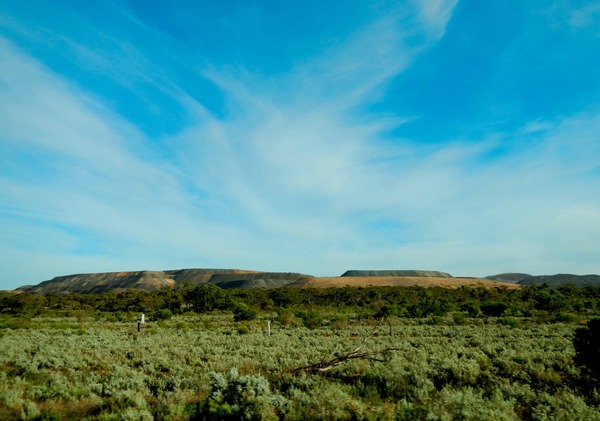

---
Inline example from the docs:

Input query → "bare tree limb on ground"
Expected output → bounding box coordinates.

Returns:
[292,323,402,374]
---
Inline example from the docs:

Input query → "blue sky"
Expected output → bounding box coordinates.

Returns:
[1,0,600,289]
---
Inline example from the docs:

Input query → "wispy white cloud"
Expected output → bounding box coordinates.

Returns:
[411,0,459,39]
[1,0,600,288]
[569,3,600,30]
[0,37,255,281]
[167,2,600,277]
[178,2,459,214]
[0,3,461,285]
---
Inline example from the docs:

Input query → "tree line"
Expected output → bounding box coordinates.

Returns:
[2,283,599,321]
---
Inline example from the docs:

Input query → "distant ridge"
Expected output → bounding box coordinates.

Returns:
[342,270,453,278]
[485,273,532,283]
[517,274,600,288]
[13,268,600,295]
[485,273,600,288]
[17,269,309,295]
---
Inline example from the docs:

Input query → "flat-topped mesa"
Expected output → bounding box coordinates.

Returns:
[341,270,453,278]
[16,269,313,294]
[18,271,176,295]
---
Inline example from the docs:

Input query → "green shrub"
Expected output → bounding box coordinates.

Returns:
[397,399,428,420]
[425,316,445,326]
[452,312,468,325]
[103,311,129,322]
[174,321,191,330]
[329,314,349,330]
[236,325,250,335]
[460,302,481,318]
[30,410,59,421]
[497,316,520,328]
[232,303,257,322]
[192,368,289,420]
[297,310,323,329]
[276,308,296,326]
[154,309,173,321]
[0,318,32,329]
[553,312,580,324]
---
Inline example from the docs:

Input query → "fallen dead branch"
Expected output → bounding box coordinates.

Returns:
[292,323,402,374]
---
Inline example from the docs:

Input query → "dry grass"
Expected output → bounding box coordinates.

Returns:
[293,276,520,289]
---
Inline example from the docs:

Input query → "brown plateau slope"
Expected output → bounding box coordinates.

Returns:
[14,269,600,294]
[19,271,177,295]
[17,269,310,294]
[290,276,520,289]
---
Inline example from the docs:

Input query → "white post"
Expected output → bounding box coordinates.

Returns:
[138,313,145,333]
[267,320,271,336]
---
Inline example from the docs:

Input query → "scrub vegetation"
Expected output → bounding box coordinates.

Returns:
[1,284,600,420]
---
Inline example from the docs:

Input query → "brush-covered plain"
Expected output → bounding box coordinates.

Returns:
[1,285,600,420]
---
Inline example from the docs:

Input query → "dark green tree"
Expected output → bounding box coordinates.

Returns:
[191,284,232,312]
[573,318,600,386]
[480,301,508,317]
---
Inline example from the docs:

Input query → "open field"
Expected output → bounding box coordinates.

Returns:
[293,276,521,289]
[2,284,600,419]
[1,311,599,420]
